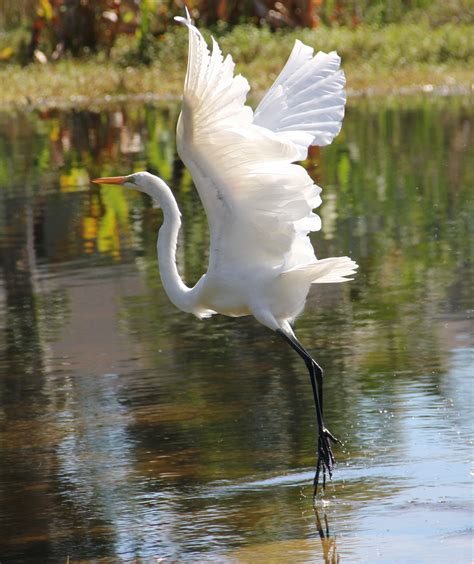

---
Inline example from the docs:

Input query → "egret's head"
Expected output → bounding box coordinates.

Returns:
[92,171,166,205]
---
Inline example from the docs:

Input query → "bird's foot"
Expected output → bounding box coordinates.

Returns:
[313,426,341,498]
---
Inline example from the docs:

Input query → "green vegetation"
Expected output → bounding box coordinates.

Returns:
[0,0,473,109]
[0,20,473,110]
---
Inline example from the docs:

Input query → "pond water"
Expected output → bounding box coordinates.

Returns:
[0,95,472,562]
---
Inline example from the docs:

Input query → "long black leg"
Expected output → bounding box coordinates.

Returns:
[277,330,341,496]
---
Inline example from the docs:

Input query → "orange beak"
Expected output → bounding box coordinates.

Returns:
[92,176,127,185]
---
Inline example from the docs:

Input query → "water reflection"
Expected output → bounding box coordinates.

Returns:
[314,508,339,564]
[0,96,472,561]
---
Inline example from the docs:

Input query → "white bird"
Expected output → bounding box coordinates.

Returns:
[93,9,358,495]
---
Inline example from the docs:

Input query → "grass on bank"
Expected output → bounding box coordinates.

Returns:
[1,21,473,109]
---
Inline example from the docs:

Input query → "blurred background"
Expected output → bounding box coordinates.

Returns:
[0,1,472,562]
[0,0,473,105]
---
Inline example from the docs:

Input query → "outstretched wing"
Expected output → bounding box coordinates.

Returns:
[175,14,341,275]
[253,40,346,154]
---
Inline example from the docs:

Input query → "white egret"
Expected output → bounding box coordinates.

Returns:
[93,9,357,495]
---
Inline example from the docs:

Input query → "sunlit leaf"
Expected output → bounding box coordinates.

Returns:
[0,47,13,61]
[37,0,53,20]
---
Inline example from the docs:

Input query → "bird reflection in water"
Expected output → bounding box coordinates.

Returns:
[314,507,339,564]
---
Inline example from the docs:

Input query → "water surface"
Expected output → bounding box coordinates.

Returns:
[0,95,472,562]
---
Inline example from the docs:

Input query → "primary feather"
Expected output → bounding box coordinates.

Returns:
[254,40,346,150]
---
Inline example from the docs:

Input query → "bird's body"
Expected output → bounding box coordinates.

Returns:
[93,9,358,495]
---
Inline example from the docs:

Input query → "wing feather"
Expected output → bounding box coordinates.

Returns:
[175,16,342,275]
[254,40,346,150]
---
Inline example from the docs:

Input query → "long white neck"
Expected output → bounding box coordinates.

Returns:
[144,177,194,313]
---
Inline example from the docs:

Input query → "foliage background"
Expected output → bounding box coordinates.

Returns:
[0,1,472,108]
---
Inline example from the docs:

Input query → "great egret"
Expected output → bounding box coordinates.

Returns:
[93,9,357,495]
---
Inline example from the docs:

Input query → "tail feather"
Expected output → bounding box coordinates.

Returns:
[281,256,358,283]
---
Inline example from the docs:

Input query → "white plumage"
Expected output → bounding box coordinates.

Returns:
[92,10,358,495]
[174,11,356,328]
[254,40,346,148]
